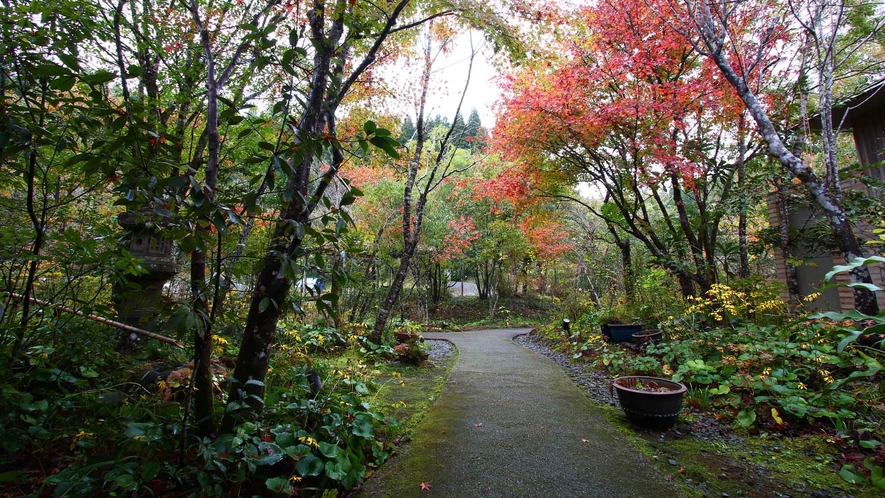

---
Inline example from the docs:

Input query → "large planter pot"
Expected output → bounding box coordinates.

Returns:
[612,376,687,429]
[602,323,642,342]
[394,331,420,344]
[632,329,663,345]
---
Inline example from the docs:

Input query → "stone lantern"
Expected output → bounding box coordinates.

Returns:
[115,211,177,349]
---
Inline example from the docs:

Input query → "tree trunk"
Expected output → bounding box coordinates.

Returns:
[368,29,431,344]
[670,173,712,294]
[737,116,750,278]
[371,246,416,343]
[706,41,878,315]
[369,25,475,342]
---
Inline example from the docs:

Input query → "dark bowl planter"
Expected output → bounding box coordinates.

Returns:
[632,329,663,344]
[602,323,642,342]
[612,376,687,429]
[394,331,419,344]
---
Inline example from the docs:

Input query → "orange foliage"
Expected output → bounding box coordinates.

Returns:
[494,0,754,187]
[342,166,396,190]
[437,216,480,262]
[519,215,572,261]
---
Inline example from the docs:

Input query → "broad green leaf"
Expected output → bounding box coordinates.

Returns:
[734,408,756,428]
[33,63,70,76]
[140,461,161,480]
[255,442,284,466]
[824,256,885,281]
[872,465,885,489]
[369,136,400,159]
[839,464,862,484]
[0,471,23,483]
[318,441,340,459]
[295,453,323,477]
[81,70,116,85]
[847,282,883,292]
[265,477,293,494]
[324,460,347,481]
[352,413,375,439]
[58,53,80,71]
[79,365,99,378]
[115,473,135,488]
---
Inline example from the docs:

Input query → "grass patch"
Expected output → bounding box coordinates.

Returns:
[369,343,458,439]
[598,406,881,497]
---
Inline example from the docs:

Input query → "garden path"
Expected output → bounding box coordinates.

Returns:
[358,328,676,497]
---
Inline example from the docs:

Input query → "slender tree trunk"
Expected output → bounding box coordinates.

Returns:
[369,29,431,344]
[488,262,499,319]
[737,116,750,278]
[606,222,633,300]
[221,0,380,432]
[188,0,224,436]
[670,173,712,294]
[369,25,476,342]
[705,40,878,315]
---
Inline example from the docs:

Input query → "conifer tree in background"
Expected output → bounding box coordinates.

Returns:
[451,112,468,149]
[399,115,416,144]
[465,108,485,151]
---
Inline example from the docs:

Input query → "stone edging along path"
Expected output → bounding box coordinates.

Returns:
[358,328,676,497]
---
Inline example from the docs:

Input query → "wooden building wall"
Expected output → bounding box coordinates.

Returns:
[767,103,885,313]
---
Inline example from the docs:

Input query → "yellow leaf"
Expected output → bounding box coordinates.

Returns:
[771,408,783,425]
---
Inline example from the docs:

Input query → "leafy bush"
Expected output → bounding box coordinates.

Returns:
[574,257,885,489]
[278,321,348,354]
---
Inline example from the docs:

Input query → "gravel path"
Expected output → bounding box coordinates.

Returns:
[513,333,744,446]
[425,339,455,363]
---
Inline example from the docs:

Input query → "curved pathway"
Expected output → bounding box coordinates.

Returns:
[359,329,677,497]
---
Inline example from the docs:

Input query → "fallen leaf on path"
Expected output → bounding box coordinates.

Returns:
[420,482,432,491]
[474,423,483,427]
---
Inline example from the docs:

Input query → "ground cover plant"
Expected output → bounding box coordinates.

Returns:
[536,259,885,493]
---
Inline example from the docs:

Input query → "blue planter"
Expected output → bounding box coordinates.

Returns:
[602,324,642,342]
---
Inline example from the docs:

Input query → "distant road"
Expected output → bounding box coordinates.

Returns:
[449,281,478,297]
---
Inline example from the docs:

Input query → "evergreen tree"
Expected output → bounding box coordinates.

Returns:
[452,112,467,149]
[465,108,485,151]
[399,115,416,144]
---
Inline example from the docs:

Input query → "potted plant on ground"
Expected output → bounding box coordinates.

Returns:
[610,376,687,428]
[598,305,643,342]
[632,329,663,344]
[393,337,429,364]
[392,319,424,344]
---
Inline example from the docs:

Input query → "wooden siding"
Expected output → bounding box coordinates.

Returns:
[851,107,885,168]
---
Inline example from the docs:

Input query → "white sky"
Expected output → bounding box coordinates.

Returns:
[380,29,501,130]
[426,31,500,128]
